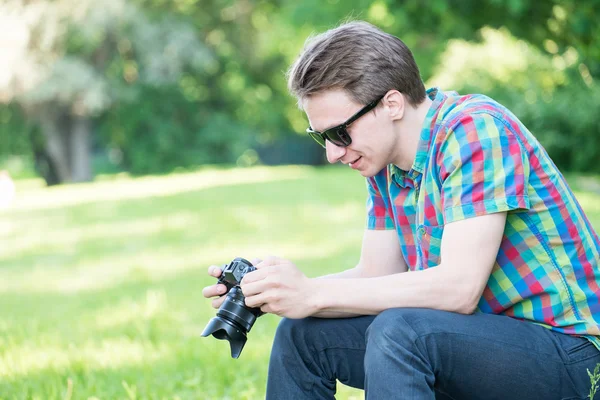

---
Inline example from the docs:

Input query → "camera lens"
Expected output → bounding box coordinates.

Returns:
[201,287,263,358]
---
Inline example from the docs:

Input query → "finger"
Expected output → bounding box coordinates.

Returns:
[240,280,269,297]
[250,257,262,266]
[207,265,222,278]
[240,266,273,285]
[211,295,226,309]
[244,291,269,308]
[202,283,228,299]
[260,304,275,314]
[255,256,281,269]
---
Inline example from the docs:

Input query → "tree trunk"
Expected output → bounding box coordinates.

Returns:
[38,109,71,184]
[36,110,94,185]
[33,147,61,186]
[69,115,93,182]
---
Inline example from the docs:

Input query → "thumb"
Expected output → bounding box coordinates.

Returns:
[208,265,222,278]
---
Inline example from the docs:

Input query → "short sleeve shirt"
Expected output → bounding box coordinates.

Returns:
[367,88,600,349]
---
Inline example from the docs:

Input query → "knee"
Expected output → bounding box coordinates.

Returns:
[366,309,414,352]
[272,318,303,351]
[271,317,319,355]
[365,308,446,353]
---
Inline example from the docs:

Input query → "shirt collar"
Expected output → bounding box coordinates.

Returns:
[389,87,446,187]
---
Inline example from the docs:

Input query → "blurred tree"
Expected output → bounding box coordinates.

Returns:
[135,0,304,155]
[446,0,600,79]
[429,27,600,173]
[268,0,599,171]
[273,0,598,80]
[0,0,211,184]
[1,0,598,182]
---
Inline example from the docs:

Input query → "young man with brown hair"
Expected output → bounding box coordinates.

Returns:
[203,21,600,399]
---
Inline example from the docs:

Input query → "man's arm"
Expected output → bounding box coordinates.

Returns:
[311,212,506,316]
[313,228,408,317]
[240,213,505,318]
[319,229,408,280]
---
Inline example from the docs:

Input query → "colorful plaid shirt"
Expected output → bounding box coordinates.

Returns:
[366,87,600,349]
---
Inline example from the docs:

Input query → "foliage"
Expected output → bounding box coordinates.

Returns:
[100,0,600,176]
[0,0,599,181]
[502,82,600,173]
[0,103,33,157]
[1,0,212,115]
[590,363,600,399]
[429,27,600,173]
[0,0,214,183]
[99,85,255,174]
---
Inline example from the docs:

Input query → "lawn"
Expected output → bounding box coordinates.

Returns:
[1,165,599,399]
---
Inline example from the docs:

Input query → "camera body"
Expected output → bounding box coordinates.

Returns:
[202,257,264,358]
[218,257,257,292]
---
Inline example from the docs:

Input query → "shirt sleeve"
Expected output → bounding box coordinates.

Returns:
[438,112,531,224]
[366,174,395,230]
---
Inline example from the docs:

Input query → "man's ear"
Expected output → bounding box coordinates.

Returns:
[382,90,405,121]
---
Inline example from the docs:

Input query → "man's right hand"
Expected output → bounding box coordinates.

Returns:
[202,265,228,309]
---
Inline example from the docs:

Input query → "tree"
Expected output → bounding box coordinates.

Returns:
[2,0,598,183]
[0,0,211,185]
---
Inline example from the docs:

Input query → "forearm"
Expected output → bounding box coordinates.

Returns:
[317,266,363,280]
[313,265,410,318]
[310,264,477,316]
[311,310,363,318]
[312,267,363,317]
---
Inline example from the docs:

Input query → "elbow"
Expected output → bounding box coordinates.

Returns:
[453,287,482,315]
[435,265,486,314]
[456,299,478,315]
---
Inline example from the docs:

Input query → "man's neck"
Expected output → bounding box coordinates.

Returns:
[392,96,433,171]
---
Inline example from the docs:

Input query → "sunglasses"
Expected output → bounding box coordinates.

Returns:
[306,95,384,148]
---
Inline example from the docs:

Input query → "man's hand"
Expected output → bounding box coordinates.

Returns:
[201,265,228,309]
[241,256,317,319]
[202,258,262,309]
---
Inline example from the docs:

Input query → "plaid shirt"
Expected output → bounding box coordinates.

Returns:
[367,88,600,349]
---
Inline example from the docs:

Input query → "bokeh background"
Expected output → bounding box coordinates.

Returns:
[0,0,599,399]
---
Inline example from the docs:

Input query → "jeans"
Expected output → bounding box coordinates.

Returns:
[266,308,600,400]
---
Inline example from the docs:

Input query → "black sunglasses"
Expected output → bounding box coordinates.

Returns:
[306,95,384,148]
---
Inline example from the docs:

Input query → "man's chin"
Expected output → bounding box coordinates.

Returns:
[349,158,383,178]
[358,168,377,178]
[358,162,387,178]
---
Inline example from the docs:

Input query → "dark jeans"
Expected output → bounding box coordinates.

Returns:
[266,308,600,400]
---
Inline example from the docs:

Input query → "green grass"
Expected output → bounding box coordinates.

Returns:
[1,165,599,400]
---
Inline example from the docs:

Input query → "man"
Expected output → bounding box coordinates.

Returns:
[202,21,600,399]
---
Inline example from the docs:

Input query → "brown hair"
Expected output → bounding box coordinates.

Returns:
[287,21,426,109]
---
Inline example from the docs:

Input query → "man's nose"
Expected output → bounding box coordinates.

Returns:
[325,140,346,164]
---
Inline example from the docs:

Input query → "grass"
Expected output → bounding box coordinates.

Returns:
[590,364,600,400]
[0,165,599,400]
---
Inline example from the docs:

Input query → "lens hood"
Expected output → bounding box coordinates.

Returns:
[201,316,248,358]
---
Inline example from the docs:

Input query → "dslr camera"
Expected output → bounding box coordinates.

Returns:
[202,257,264,358]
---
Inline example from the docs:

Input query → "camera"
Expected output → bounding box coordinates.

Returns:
[201,257,264,358]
